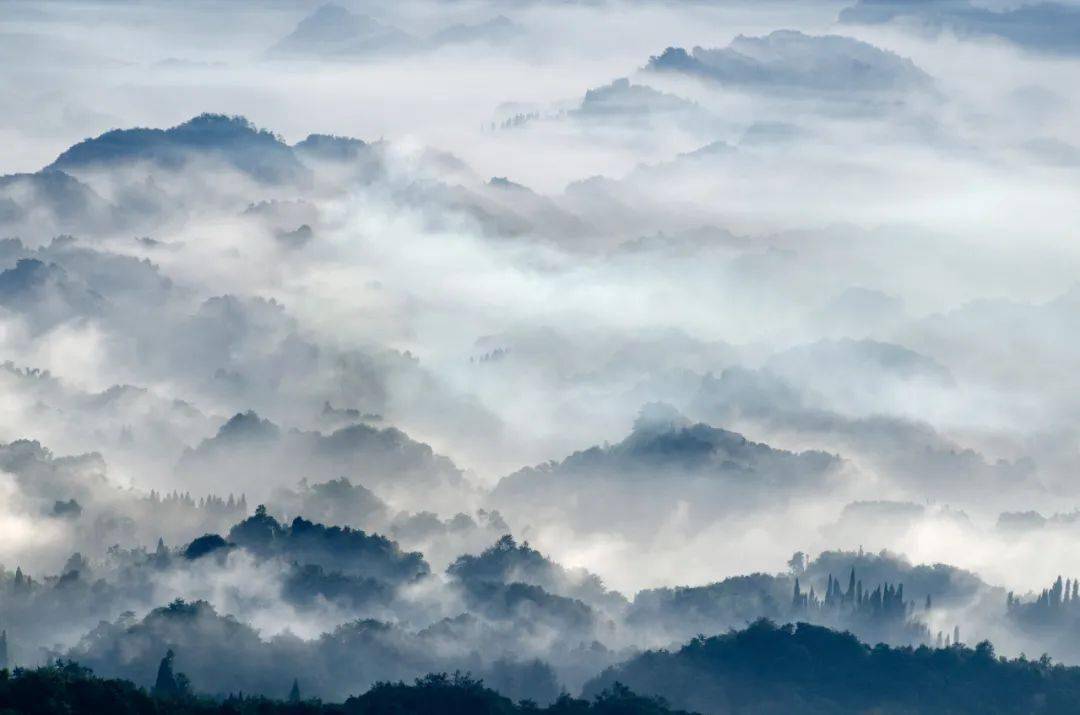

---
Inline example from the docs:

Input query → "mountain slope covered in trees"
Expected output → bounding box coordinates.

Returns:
[585,619,1080,715]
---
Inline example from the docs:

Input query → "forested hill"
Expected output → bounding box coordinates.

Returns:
[0,665,685,715]
[585,619,1080,715]
[12,622,1080,714]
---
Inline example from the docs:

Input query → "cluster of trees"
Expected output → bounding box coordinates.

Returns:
[791,568,935,646]
[5,567,36,595]
[16,614,1080,715]
[224,505,430,583]
[1,515,618,699]
[621,549,977,652]
[1008,576,1080,626]
[3,509,1002,704]
[447,534,623,612]
[67,596,578,703]
[785,550,984,647]
[793,568,914,619]
[443,534,623,650]
[585,619,1080,714]
[0,663,690,715]
[145,490,248,516]
[489,113,541,131]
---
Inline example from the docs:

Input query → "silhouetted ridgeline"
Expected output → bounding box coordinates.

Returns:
[585,619,1080,715]
[0,663,687,714]
[625,548,975,650]
[10,621,1080,714]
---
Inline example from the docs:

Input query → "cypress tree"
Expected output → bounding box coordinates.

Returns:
[154,649,178,697]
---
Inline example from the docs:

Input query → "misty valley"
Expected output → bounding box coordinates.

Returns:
[4,0,1080,713]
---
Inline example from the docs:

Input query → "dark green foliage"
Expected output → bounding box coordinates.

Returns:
[446,534,624,613]
[344,674,692,715]
[281,564,392,610]
[18,617,1080,715]
[183,535,231,560]
[343,672,518,714]
[0,664,689,715]
[584,619,1080,714]
[227,508,429,583]
[458,580,596,630]
[483,659,561,706]
[447,535,558,584]
[154,650,179,697]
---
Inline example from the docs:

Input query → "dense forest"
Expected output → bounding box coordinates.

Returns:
[1,662,686,715]
[11,620,1080,714]
[585,620,1080,714]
